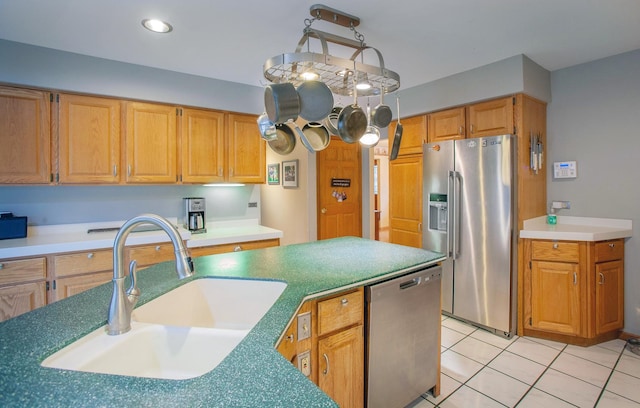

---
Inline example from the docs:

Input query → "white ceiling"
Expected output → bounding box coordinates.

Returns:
[1,0,640,91]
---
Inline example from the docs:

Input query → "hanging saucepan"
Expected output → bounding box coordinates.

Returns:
[288,120,315,153]
[267,123,296,155]
[324,106,342,135]
[264,83,300,123]
[370,88,392,128]
[302,122,331,151]
[257,112,277,141]
[297,81,334,122]
[337,81,367,143]
[389,96,403,161]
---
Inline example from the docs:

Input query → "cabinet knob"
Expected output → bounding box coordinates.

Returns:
[609,243,615,248]
[553,243,559,249]
[155,246,161,251]
[599,272,605,285]
[234,245,242,252]
[285,334,294,343]
[322,353,330,375]
[341,298,349,306]
[321,208,327,214]
[87,252,94,259]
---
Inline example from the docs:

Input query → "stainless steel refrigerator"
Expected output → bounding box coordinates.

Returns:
[422,134,517,337]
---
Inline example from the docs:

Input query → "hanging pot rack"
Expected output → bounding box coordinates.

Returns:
[263,4,400,97]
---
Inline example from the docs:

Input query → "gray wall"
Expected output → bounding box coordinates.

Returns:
[547,49,640,335]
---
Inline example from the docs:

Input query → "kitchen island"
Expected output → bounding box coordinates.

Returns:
[0,237,444,407]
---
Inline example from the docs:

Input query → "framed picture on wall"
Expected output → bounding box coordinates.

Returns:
[282,159,299,188]
[267,163,280,185]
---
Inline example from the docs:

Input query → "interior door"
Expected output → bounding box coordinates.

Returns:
[317,136,362,240]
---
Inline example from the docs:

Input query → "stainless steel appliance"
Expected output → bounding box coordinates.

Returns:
[365,266,441,408]
[183,197,206,234]
[423,134,517,337]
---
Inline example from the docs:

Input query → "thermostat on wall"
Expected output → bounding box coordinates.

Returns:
[553,161,577,179]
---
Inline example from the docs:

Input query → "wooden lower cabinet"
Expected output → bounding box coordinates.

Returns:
[277,288,364,408]
[522,238,624,345]
[318,325,364,408]
[0,257,47,322]
[189,238,280,258]
[51,249,113,302]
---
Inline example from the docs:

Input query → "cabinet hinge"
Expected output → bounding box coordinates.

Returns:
[176,108,182,116]
[529,317,532,325]
[512,96,516,105]
[50,93,53,102]
[50,173,54,183]
[46,281,50,291]
[529,261,531,269]
[56,94,59,103]
[513,126,517,135]
[55,173,59,183]
[52,280,56,290]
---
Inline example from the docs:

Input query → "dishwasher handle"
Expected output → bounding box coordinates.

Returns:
[399,277,421,290]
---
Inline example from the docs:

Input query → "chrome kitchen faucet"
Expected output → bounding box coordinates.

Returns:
[107,214,194,335]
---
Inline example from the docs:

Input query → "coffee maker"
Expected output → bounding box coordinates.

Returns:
[183,197,206,234]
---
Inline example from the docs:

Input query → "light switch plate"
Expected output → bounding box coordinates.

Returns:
[297,312,311,341]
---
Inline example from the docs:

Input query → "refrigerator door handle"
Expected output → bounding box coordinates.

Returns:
[447,170,455,258]
[453,171,462,259]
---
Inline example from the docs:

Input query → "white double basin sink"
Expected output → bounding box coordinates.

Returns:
[41,278,287,380]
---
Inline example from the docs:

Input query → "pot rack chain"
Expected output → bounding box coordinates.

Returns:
[262,4,400,96]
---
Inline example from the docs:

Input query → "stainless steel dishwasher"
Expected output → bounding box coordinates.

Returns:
[365,265,441,408]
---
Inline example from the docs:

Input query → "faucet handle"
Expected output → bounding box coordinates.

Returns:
[127,260,141,299]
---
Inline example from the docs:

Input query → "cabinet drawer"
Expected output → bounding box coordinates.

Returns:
[53,249,113,277]
[317,289,363,336]
[190,239,280,257]
[594,240,624,263]
[126,243,177,267]
[531,241,579,262]
[0,258,46,286]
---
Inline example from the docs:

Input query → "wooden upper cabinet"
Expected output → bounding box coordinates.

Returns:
[226,113,265,183]
[180,108,225,183]
[125,101,177,183]
[0,86,51,184]
[58,94,121,184]
[467,97,514,138]
[388,114,427,157]
[428,107,465,142]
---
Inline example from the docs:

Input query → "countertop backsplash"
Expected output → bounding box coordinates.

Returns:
[0,184,261,226]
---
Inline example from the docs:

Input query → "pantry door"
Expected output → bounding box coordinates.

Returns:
[316,136,362,240]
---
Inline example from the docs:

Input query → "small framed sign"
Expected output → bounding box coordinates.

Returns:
[282,159,299,188]
[267,163,280,185]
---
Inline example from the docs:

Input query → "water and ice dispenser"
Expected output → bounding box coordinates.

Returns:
[428,193,448,232]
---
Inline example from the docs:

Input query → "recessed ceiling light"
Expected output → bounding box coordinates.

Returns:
[141,19,173,33]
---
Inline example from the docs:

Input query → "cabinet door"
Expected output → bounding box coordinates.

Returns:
[428,107,465,142]
[125,102,177,183]
[0,281,47,322]
[388,115,426,156]
[530,261,581,335]
[467,97,514,138]
[181,108,225,183]
[227,113,265,183]
[53,271,112,301]
[0,86,51,184]
[595,260,624,335]
[58,94,121,183]
[318,325,364,408]
[389,155,422,248]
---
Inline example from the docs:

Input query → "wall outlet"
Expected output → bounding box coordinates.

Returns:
[297,312,311,341]
[248,202,258,208]
[551,201,571,210]
[298,350,311,376]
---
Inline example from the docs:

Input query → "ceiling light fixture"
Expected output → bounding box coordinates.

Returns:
[263,4,400,97]
[141,19,173,33]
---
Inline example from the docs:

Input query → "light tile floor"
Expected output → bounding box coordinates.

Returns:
[413,315,640,408]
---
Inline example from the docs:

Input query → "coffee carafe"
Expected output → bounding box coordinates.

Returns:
[183,197,206,234]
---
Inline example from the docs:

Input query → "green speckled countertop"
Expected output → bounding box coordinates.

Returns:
[0,237,443,407]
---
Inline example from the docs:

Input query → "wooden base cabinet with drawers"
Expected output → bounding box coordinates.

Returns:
[0,257,47,322]
[522,238,624,346]
[277,288,364,408]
